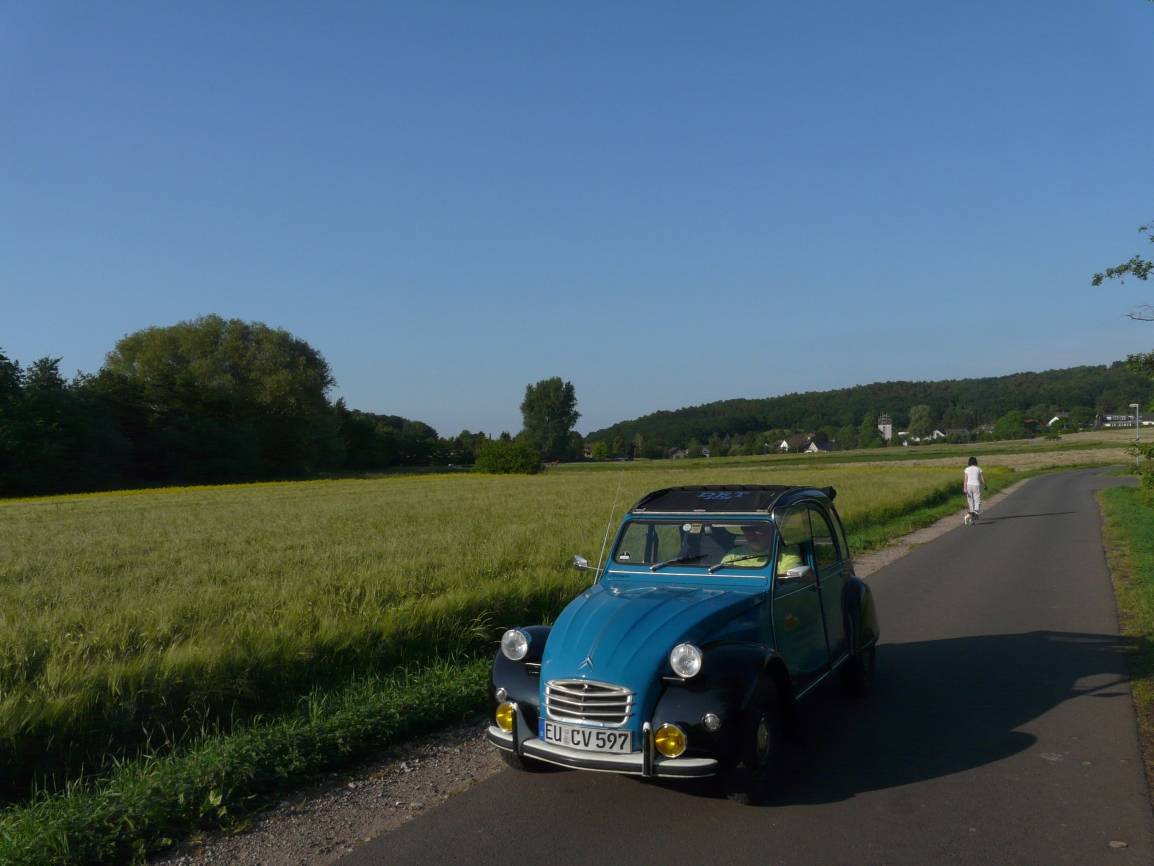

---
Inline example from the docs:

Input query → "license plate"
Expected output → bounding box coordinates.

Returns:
[542,720,632,753]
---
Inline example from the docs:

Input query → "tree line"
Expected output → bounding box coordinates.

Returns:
[1,317,496,496]
[584,364,1154,459]
[7,314,1154,495]
[1,316,595,494]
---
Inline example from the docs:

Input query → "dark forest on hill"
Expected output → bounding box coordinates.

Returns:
[585,364,1154,458]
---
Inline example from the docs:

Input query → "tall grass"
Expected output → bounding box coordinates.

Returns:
[0,462,977,793]
[0,658,491,866]
[1098,485,1154,763]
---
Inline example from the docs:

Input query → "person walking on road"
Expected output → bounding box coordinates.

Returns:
[963,456,987,525]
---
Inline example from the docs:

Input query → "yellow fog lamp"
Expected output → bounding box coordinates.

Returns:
[653,723,687,758]
[495,702,515,733]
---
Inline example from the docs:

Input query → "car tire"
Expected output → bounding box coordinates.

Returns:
[500,750,552,772]
[722,683,785,806]
[840,643,877,698]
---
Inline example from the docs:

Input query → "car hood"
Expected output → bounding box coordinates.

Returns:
[540,580,762,692]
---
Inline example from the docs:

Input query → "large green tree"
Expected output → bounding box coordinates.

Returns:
[101,315,334,419]
[520,377,580,460]
[97,315,340,478]
[0,351,131,495]
[908,404,935,439]
[857,414,883,449]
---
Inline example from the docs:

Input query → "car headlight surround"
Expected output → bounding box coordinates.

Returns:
[501,628,530,661]
[669,642,703,678]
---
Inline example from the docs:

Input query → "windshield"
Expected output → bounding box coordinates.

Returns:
[611,520,777,572]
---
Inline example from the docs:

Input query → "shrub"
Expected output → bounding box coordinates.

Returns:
[1132,444,1154,503]
[474,439,541,474]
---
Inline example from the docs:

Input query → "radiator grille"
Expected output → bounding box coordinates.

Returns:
[545,679,633,727]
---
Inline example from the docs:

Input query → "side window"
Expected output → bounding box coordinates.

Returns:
[776,507,811,547]
[808,506,840,571]
[774,508,813,582]
[829,508,850,562]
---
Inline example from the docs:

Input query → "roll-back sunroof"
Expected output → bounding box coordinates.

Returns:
[629,485,796,514]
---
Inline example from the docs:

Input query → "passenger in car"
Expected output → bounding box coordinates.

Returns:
[776,544,804,575]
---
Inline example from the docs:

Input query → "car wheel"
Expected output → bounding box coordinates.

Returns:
[500,750,552,772]
[840,643,877,698]
[722,684,785,805]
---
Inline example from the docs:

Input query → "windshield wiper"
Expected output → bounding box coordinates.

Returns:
[708,553,767,574]
[650,554,705,572]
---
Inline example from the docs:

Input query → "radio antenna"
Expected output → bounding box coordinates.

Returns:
[593,466,626,580]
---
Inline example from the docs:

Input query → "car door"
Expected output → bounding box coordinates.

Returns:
[808,503,849,665]
[770,506,830,694]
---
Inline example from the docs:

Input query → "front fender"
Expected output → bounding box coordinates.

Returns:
[652,643,778,765]
[490,625,551,725]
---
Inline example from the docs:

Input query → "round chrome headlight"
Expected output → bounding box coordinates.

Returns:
[669,643,703,678]
[501,628,530,661]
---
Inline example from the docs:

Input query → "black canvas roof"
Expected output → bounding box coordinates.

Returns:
[629,485,807,514]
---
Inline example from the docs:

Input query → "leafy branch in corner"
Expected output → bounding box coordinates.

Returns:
[1092,220,1154,320]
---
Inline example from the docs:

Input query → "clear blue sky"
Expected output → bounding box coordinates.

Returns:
[3,1,1153,437]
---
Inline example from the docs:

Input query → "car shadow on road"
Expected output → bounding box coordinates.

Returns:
[664,629,1143,806]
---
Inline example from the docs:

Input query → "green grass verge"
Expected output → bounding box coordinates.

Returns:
[1097,485,1154,785]
[0,658,491,866]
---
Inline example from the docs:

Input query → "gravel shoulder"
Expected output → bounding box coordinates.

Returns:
[152,477,1033,866]
[152,720,505,866]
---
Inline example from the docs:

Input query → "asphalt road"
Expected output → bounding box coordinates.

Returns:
[342,468,1154,866]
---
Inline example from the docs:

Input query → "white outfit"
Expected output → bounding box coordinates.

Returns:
[964,465,984,515]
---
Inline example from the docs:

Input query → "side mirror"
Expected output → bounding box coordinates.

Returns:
[573,554,594,571]
[779,564,813,581]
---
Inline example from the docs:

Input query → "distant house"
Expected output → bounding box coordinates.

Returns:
[904,429,948,443]
[669,448,689,459]
[943,428,970,440]
[804,439,833,453]
[1047,413,1069,428]
[779,433,813,453]
[701,447,712,458]
[1099,413,1137,429]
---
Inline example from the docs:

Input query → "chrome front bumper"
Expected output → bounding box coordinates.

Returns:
[486,724,717,779]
